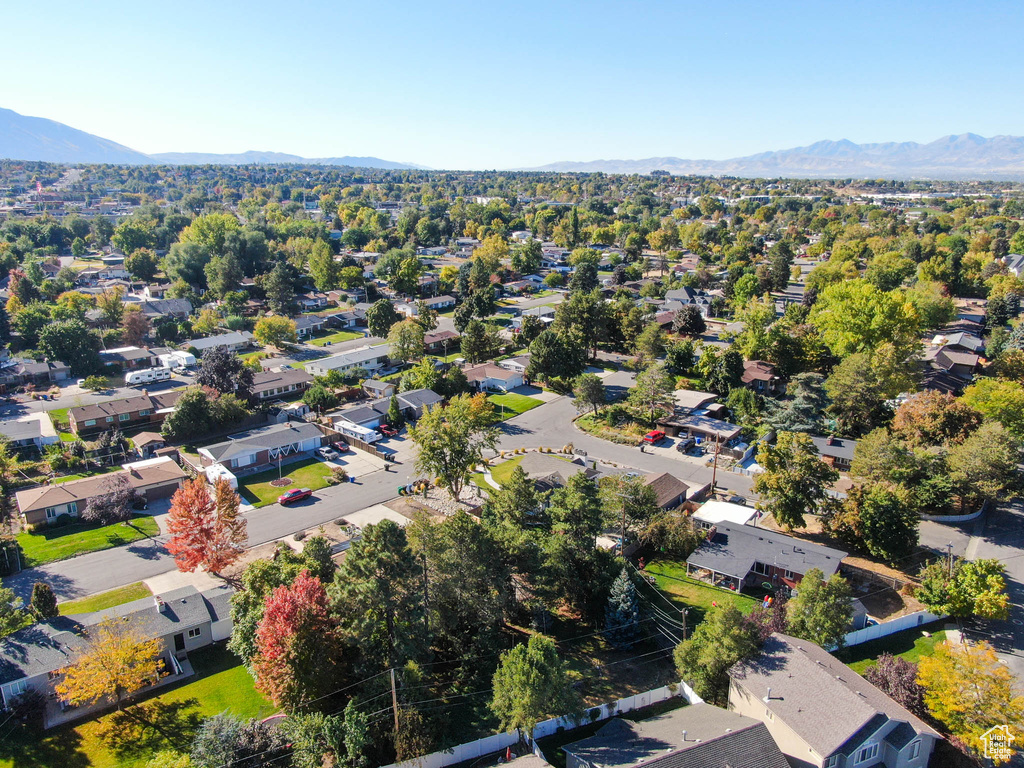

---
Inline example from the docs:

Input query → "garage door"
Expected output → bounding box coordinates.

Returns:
[144,481,182,500]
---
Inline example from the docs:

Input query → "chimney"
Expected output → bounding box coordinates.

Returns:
[763,687,772,702]
[681,730,687,742]
[826,436,835,446]
[154,596,167,613]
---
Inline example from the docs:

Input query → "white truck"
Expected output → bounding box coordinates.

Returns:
[125,367,173,386]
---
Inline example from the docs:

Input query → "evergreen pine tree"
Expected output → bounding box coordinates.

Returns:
[30,581,58,619]
[386,394,405,429]
[603,568,640,648]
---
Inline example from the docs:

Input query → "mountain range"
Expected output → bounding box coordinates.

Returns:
[5,106,1024,178]
[0,108,424,170]
[524,134,1024,179]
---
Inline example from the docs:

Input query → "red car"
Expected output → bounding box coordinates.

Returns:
[643,430,666,444]
[377,424,399,437]
[277,488,313,505]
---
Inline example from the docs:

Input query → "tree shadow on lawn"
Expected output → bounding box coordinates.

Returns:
[0,719,91,768]
[95,698,204,762]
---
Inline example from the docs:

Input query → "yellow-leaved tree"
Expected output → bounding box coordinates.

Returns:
[917,641,1024,763]
[56,619,163,712]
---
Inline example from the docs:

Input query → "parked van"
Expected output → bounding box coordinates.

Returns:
[125,367,172,386]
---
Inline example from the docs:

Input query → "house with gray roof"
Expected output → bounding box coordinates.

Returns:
[184,331,255,355]
[335,389,443,430]
[197,421,323,471]
[0,584,234,728]
[729,633,940,768]
[809,435,857,472]
[685,522,847,594]
[563,703,789,768]
[304,344,391,377]
[0,412,59,450]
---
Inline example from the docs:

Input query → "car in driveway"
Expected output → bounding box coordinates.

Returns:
[642,430,665,444]
[277,488,313,505]
[377,424,399,437]
[316,446,341,460]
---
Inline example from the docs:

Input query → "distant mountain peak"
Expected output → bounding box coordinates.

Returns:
[0,107,424,170]
[525,134,1024,180]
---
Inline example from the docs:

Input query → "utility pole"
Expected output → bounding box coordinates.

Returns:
[947,542,954,578]
[681,607,688,642]
[710,432,723,493]
[390,667,400,732]
[421,552,430,636]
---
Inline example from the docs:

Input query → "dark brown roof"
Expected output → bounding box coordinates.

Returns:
[70,390,182,423]
[741,360,779,383]
[643,472,689,508]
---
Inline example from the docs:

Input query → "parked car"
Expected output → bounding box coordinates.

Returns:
[675,437,696,453]
[377,424,399,437]
[278,488,313,505]
[316,447,340,461]
[642,430,665,444]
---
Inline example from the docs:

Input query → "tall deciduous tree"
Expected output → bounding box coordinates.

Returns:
[490,634,580,741]
[387,318,426,363]
[120,307,151,347]
[672,305,706,337]
[81,474,137,525]
[917,641,1024,761]
[628,363,675,424]
[253,571,343,709]
[808,279,920,358]
[253,315,297,348]
[785,567,853,649]
[196,346,255,400]
[408,394,498,501]
[917,557,1010,620]
[166,477,248,575]
[572,373,606,415]
[56,618,162,712]
[365,299,401,338]
[753,432,838,530]
[673,604,758,705]
[863,653,925,716]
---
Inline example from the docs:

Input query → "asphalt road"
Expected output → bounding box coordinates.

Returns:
[959,498,1024,684]
[6,459,417,601]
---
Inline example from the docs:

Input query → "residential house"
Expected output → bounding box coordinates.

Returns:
[99,346,158,370]
[563,703,789,768]
[656,413,743,449]
[502,279,536,294]
[922,345,980,382]
[395,295,456,316]
[68,390,182,436]
[143,283,171,300]
[15,457,187,527]
[742,360,783,396]
[423,330,460,355]
[642,472,689,510]
[297,292,329,310]
[0,584,233,728]
[0,359,71,390]
[323,308,365,328]
[293,315,326,339]
[511,305,556,329]
[197,422,324,472]
[134,431,168,459]
[809,435,857,472]
[729,633,941,768]
[464,363,524,392]
[304,344,391,377]
[685,522,847,593]
[363,380,397,399]
[336,389,442,429]
[1002,253,1024,277]
[251,369,313,401]
[184,331,255,356]
[518,452,598,493]
[664,286,714,317]
[137,298,193,320]
[0,412,60,450]
[498,354,531,375]
[929,331,984,355]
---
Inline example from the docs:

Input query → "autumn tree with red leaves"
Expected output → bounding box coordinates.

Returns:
[166,477,247,575]
[252,571,344,709]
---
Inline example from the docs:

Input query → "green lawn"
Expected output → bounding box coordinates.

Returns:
[46,407,70,424]
[59,582,152,616]
[0,644,273,768]
[836,622,948,674]
[307,329,364,347]
[644,559,759,625]
[17,516,161,567]
[487,392,543,420]
[237,457,335,506]
[52,466,116,484]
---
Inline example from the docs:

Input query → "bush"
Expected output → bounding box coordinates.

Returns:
[293,530,307,542]
[51,513,73,528]
[325,467,349,485]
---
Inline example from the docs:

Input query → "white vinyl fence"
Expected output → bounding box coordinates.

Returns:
[840,610,946,649]
[379,681,702,768]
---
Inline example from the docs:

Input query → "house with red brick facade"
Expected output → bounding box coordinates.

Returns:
[68,391,182,436]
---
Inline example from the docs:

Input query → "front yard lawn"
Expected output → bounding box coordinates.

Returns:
[487,392,543,420]
[836,622,948,674]
[237,457,335,507]
[18,516,161,567]
[0,643,272,768]
[59,582,152,616]
[307,329,364,347]
[644,559,759,625]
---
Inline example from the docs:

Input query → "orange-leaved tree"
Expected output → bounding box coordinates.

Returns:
[55,618,162,713]
[166,477,247,575]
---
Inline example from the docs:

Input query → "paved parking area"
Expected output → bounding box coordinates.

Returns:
[342,503,410,529]
[328,451,385,477]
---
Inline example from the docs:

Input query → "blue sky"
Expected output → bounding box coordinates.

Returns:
[3,0,1022,169]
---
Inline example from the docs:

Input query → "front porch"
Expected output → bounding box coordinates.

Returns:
[684,563,741,592]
